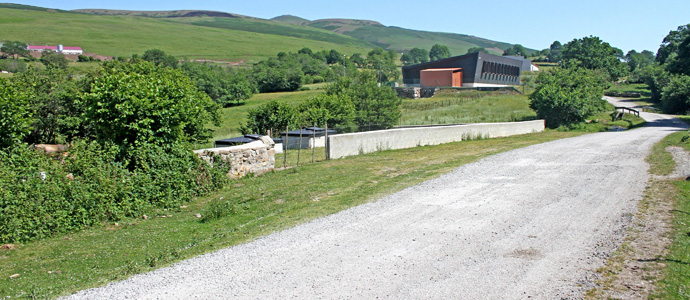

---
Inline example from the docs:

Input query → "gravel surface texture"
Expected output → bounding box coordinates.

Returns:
[65,103,687,299]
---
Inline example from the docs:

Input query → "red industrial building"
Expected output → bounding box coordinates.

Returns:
[420,68,463,87]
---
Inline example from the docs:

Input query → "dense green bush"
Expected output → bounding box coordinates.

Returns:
[0,60,232,243]
[81,61,220,155]
[298,94,356,132]
[661,75,690,114]
[0,141,230,243]
[529,67,608,128]
[240,100,297,135]
[326,71,402,131]
[0,58,27,73]
[180,61,254,107]
[0,78,33,148]
[40,52,69,70]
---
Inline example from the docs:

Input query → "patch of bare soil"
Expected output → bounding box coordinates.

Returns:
[589,146,689,299]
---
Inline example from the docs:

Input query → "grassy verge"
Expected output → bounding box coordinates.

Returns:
[0,131,582,299]
[652,131,690,298]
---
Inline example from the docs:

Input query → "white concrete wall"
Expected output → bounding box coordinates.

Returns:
[327,120,545,159]
[284,136,326,149]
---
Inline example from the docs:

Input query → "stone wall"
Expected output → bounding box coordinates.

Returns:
[394,87,439,99]
[194,137,276,179]
[327,120,545,159]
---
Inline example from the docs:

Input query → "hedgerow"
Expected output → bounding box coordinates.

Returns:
[0,141,230,243]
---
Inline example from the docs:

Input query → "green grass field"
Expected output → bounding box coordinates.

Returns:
[0,7,371,63]
[0,131,582,299]
[400,89,537,125]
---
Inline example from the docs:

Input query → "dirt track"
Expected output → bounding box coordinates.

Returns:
[65,108,687,299]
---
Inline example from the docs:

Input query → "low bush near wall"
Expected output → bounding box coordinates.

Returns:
[0,141,231,243]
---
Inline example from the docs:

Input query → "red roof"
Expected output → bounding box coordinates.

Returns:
[28,45,82,51]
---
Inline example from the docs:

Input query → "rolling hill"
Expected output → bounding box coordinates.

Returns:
[0,3,531,62]
[0,5,372,63]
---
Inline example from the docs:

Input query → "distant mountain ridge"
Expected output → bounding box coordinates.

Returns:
[0,4,534,60]
[70,8,528,55]
[72,9,249,19]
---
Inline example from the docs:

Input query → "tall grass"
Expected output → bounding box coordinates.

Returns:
[400,90,537,125]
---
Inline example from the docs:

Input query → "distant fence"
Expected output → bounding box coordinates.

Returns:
[326,120,545,159]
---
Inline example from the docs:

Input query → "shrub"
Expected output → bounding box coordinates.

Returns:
[529,67,608,128]
[661,75,690,114]
[0,140,230,243]
[0,58,27,73]
[240,100,297,135]
[81,61,220,156]
[0,78,33,148]
[40,52,69,70]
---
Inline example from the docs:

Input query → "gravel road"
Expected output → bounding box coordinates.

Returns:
[65,105,687,299]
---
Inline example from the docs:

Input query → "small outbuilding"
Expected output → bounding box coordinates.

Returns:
[281,127,337,150]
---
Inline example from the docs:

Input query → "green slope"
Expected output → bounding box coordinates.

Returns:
[308,19,525,56]
[271,15,311,25]
[165,16,374,49]
[0,7,371,63]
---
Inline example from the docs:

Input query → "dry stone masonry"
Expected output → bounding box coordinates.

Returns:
[194,136,276,179]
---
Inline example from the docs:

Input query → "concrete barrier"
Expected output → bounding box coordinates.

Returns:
[327,120,545,159]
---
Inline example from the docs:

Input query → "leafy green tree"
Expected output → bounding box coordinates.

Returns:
[400,53,413,65]
[467,47,489,54]
[180,62,254,107]
[350,53,365,67]
[656,24,690,64]
[298,47,313,56]
[0,78,33,147]
[548,41,562,62]
[660,75,690,114]
[366,48,400,82]
[562,36,629,81]
[252,62,303,92]
[429,44,451,61]
[529,67,608,128]
[666,32,690,76]
[40,51,69,69]
[81,61,220,149]
[639,64,671,101]
[240,100,296,135]
[326,71,401,131]
[141,49,178,68]
[503,44,528,57]
[298,94,356,132]
[0,41,28,59]
[11,68,85,144]
[625,50,655,73]
[409,48,429,63]
[327,49,344,64]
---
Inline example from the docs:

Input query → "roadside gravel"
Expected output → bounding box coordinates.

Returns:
[65,110,687,299]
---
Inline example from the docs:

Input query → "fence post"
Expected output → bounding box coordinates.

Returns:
[283,125,288,168]
[325,123,330,160]
[312,123,316,163]
[297,127,302,166]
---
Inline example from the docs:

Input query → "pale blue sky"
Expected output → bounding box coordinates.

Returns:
[8,0,690,54]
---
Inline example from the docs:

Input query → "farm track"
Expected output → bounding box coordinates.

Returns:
[65,102,687,299]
